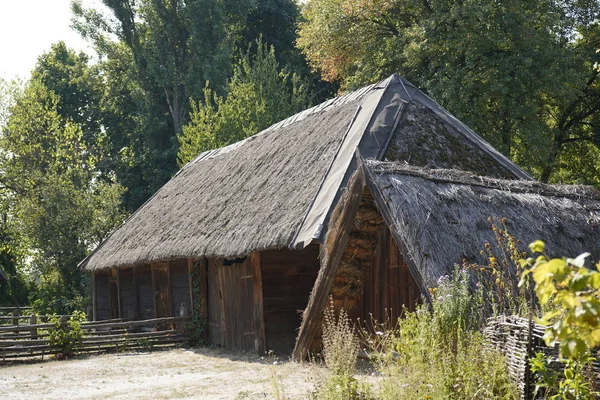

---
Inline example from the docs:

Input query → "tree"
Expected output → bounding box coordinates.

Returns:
[178,40,310,166]
[297,0,600,186]
[0,78,126,308]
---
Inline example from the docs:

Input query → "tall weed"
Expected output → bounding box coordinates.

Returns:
[367,268,517,400]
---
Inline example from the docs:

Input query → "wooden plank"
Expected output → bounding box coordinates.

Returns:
[92,272,97,321]
[251,252,266,354]
[293,168,365,361]
[217,259,226,346]
[167,261,174,317]
[200,259,208,319]
[188,258,195,315]
[207,259,222,345]
[116,268,122,319]
[133,266,140,320]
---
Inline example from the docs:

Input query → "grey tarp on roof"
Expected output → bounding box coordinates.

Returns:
[364,160,600,290]
[81,74,531,271]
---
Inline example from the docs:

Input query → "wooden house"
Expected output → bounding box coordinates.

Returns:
[82,74,598,358]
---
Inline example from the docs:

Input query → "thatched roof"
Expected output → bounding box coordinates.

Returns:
[364,160,600,290]
[81,74,530,271]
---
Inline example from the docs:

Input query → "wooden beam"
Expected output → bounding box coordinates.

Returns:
[292,167,366,361]
[116,269,122,319]
[188,258,195,315]
[92,272,97,322]
[167,262,174,317]
[200,259,208,319]
[251,252,266,355]
[216,260,227,347]
[133,266,140,320]
[151,265,158,319]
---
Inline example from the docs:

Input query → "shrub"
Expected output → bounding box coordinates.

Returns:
[47,310,87,359]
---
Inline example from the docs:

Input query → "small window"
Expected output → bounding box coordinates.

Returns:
[224,257,246,266]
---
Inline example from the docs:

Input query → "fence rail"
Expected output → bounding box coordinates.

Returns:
[0,316,191,361]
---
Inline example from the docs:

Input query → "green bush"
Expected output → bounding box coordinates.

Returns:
[47,310,87,359]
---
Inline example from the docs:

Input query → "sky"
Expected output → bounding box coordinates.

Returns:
[0,0,106,81]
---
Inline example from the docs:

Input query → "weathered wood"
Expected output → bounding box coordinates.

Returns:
[12,309,19,326]
[207,259,223,345]
[188,258,195,315]
[251,252,266,354]
[167,261,174,317]
[133,266,140,320]
[92,272,97,321]
[200,259,208,319]
[29,315,37,340]
[293,167,366,361]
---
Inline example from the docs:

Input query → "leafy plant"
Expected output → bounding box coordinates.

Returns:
[367,268,517,400]
[519,240,600,398]
[47,310,87,359]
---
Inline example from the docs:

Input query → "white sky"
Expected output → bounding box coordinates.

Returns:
[0,0,106,81]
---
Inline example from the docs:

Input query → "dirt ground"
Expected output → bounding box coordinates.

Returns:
[1,347,327,399]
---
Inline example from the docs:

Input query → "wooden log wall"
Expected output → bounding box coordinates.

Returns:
[261,245,320,354]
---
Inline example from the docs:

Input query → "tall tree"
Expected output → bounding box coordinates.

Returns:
[178,40,310,166]
[0,78,125,310]
[297,0,600,185]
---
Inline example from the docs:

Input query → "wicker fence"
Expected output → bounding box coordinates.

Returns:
[484,315,600,399]
[0,316,190,361]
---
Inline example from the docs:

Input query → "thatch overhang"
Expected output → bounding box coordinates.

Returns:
[364,160,600,290]
[81,74,531,271]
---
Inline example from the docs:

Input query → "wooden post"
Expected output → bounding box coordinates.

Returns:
[92,272,97,321]
[251,252,266,355]
[12,308,19,326]
[115,269,122,319]
[200,259,208,319]
[30,315,37,340]
[217,260,227,347]
[151,265,158,319]
[188,258,195,314]
[133,266,140,320]
[167,262,174,317]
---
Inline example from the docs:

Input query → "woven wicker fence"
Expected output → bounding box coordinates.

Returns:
[484,315,600,399]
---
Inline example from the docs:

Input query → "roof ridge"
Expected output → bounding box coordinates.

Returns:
[365,160,600,201]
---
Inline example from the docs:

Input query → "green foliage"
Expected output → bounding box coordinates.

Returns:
[368,269,517,400]
[47,310,87,358]
[178,39,310,166]
[520,241,600,398]
[0,59,126,310]
[520,241,600,359]
[298,0,600,187]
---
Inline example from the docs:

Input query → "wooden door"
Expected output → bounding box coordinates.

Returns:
[219,257,256,351]
[152,263,171,318]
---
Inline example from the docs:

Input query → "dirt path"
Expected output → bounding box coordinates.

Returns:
[1,347,325,399]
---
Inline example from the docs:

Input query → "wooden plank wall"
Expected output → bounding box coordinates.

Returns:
[219,257,256,351]
[355,224,420,327]
[171,259,191,317]
[262,245,320,354]
[119,268,137,320]
[138,266,154,320]
[95,271,111,320]
[207,259,223,345]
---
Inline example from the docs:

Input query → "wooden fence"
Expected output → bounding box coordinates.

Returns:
[484,315,600,399]
[0,316,191,361]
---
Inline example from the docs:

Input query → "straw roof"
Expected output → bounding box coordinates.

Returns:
[81,74,530,271]
[364,161,600,290]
